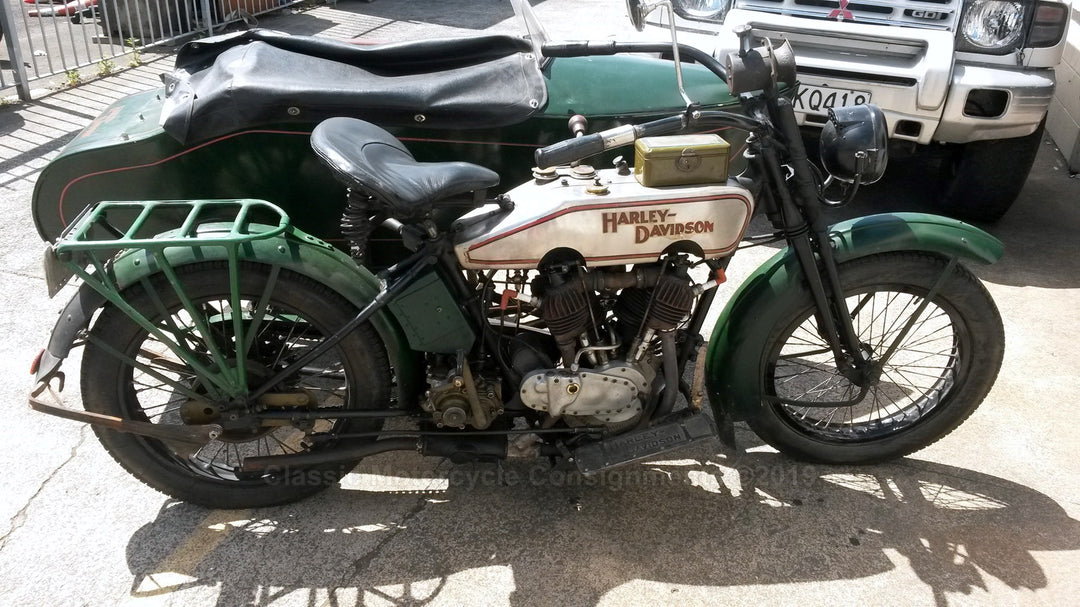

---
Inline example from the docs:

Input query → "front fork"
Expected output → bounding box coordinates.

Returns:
[751,97,872,383]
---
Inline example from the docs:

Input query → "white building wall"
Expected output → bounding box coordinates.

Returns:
[1047,6,1080,171]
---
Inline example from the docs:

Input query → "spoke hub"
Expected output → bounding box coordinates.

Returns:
[839,343,881,387]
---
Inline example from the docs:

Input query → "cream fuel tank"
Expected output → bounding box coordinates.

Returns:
[453,168,755,269]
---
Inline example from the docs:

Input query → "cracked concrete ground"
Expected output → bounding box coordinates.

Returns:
[0,426,87,554]
[1,1,1078,605]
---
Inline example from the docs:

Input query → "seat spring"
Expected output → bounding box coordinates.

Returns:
[341,189,377,264]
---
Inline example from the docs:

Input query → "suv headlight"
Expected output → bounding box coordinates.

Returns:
[672,0,729,22]
[958,0,1025,53]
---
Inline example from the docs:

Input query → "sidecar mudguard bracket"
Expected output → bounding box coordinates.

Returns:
[37,219,422,407]
[704,213,1002,432]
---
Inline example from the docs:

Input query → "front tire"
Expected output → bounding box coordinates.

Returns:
[81,262,392,508]
[745,252,1004,464]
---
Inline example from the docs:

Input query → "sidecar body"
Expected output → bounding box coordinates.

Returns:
[31,29,744,260]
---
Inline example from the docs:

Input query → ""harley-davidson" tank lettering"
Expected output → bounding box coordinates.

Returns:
[600,210,715,244]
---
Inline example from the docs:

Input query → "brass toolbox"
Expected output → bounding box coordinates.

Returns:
[634,134,730,187]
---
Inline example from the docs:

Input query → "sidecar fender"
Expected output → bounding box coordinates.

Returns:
[37,225,422,406]
[704,212,1002,427]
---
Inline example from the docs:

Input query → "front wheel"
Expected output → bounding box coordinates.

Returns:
[745,252,1004,464]
[81,262,392,508]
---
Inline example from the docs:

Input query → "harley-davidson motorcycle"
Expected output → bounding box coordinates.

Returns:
[29,1,1005,509]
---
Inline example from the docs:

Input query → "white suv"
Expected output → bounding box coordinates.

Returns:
[657,0,1072,221]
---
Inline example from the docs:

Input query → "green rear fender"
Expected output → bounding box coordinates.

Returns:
[53,226,422,407]
[705,213,1003,421]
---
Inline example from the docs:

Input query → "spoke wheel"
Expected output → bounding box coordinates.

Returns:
[81,262,391,508]
[747,252,1004,463]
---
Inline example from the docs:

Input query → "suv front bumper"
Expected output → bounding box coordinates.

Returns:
[713,10,1055,145]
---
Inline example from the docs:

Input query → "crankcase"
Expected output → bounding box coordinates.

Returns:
[519,362,649,423]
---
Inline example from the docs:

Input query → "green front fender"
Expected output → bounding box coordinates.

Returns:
[51,226,421,407]
[704,213,1002,421]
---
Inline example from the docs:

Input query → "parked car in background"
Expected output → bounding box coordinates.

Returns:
[652,0,1072,221]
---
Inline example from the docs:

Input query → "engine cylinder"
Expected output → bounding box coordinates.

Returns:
[647,274,695,330]
[540,280,591,346]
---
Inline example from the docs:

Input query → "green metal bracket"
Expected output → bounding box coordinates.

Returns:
[49,199,291,401]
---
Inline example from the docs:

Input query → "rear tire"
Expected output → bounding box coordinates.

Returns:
[745,252,1004,464]
[81,262,392,508]
[938,120,1044,223]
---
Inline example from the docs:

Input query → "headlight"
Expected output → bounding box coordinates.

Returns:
[672,0,729,22]
[958,0,1025,54]
[820,105,889,185]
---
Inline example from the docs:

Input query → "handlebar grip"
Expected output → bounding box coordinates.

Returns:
[634,115,687,139]
[540,41,617,57]
[534,133,606,169]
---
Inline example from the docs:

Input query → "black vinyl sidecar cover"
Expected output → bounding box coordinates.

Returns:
[160,30,548,145]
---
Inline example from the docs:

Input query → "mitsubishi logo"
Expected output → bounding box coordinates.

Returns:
[828,0,854,21]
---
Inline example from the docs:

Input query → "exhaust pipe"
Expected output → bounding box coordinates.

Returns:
[240,438,420,473]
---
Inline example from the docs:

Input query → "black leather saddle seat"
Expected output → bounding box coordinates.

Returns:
[311,117,500,217]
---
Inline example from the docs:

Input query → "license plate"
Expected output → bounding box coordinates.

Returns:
[43,244,76,298]
[792,84,872,116]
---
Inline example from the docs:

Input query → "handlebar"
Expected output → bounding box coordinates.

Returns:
[534,36,800,168]
[534,116,687,168]
[534,111,761,169]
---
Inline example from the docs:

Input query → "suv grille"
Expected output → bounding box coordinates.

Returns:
[734,0,961,30]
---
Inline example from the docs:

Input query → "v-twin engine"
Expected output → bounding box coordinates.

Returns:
[491,254,709,432]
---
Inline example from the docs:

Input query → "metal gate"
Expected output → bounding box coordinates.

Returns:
[1,0,296,100]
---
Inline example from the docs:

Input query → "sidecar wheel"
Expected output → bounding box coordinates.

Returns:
[745,252,1004,464]
[81,262,392,508]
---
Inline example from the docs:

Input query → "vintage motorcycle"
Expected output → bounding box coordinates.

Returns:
[29,1,1005,509]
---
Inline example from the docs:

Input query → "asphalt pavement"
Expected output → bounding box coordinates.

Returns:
[0,1,1078,605]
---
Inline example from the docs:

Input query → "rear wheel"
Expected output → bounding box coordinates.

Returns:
[81,262,391,508]
[746,252,1004,463]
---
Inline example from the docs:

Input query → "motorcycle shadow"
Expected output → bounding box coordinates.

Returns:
[124,441,1080,606]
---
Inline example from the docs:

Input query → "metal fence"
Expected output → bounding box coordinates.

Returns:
[1,0,296,99]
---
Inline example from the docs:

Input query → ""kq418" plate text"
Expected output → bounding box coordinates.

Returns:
[792,84,872,116]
